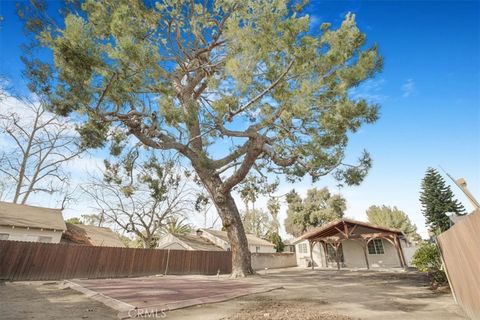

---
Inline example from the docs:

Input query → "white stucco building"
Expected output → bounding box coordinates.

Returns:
[158,229,276,253]
[294,218,415,269]
[198,229,276,253]
[157,232,225,251]
[0,201,66,243]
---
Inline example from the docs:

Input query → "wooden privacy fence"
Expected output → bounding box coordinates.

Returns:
[437,212,480,320]
[0,240,232,281]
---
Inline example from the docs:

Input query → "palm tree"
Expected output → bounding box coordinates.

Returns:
[162,217,192,235]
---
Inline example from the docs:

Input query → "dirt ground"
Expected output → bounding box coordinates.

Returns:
[0,268,467,320]
[224,298,356,320]
[167,268,466,320]
[0,281,116,320]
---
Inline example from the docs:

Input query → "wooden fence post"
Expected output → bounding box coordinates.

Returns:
[164,249,170,275]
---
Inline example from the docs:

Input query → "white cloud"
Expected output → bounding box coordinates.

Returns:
[401,79,415,98]
[350,78,388,103]
[66,155,105,177]
[309,14,322,30]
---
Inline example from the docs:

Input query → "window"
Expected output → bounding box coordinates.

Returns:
[368,239,384,254]
[0,233,9,240]
[297,243,308,254]
[255,246,260,253]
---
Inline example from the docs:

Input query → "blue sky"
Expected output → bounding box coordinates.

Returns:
[0,1,479,238]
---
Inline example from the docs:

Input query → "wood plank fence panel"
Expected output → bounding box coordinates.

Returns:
[438,213,480,320]
[0,240,232,281]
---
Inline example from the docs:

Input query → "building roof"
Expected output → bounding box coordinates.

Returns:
[300,218,404,241]
[174,234,224,251]
[0,201,66,231]
[202,229,275,247]
[62,223,126,247]
[297,218,404,242]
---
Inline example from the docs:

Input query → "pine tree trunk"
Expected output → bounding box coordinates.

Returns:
[215,191,254,277]
[195,169,254,277]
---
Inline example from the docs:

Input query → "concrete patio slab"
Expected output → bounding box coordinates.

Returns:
[66,275,282,319]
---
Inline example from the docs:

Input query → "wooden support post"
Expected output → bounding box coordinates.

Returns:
[362,241,370,270]
[321,241,328,268]
[396,236,408,269]
[332,243,341,270]
[400,245,407,268]
[393,236,404,268]
[309,240,315,270]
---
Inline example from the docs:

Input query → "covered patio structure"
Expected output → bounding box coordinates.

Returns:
[300,218,408,270]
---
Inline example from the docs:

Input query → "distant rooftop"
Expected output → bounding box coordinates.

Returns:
[174,234,224,251]
[62,223,125,247]
[202,229,274,247]
[0,201,66,231]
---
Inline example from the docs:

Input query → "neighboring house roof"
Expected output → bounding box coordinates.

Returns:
[300,218,404,241]
[62,223,125,247]
[0,201,66,231]
[171,234,224,251]
[201,229,275,247]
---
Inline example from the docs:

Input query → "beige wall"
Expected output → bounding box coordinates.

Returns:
[295,238,405,269]
[400,240,416,267]
[157,234,198,250]
[0,226,62,243]
[158,233,184,250]
[251,252,296,270]
[160,242,189,250]
[342,240,366,268]
[295,241,324,268]
[342,239,402,268]
[249,244,276,253]
[364,239,402,268]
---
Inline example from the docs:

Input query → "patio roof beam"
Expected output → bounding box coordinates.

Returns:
[310,232,398,243]
[300,218,405,241]
[347,225,358,237]
[335,227,348,238]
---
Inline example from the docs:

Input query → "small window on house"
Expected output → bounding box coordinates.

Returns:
[368,239,385,254]
[297,243,308,254]
[0,233,9,240]
[255,246,260,253]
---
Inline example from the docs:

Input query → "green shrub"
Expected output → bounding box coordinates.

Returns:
[412,242,448,286]
[268,232,285,252]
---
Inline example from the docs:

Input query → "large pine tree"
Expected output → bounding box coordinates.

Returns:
[420,168,465,233]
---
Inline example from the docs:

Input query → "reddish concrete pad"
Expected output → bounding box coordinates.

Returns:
[71,275,281,318]
[73,276,257,308]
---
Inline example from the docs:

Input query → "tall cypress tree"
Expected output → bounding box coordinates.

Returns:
[420,168,465,232]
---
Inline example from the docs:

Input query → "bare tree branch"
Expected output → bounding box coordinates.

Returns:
[0,93,83,204]
[82,149,194,248]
